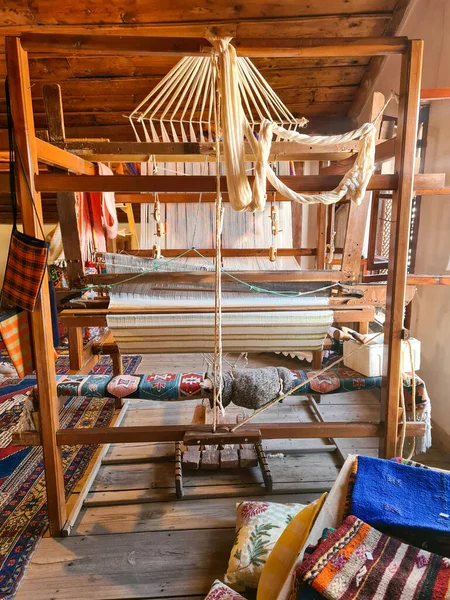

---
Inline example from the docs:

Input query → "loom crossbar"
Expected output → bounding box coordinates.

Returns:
[14,421,425,447]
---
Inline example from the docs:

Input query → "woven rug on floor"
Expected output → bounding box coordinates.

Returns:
[0,354,142,599]
[55,353,142,375]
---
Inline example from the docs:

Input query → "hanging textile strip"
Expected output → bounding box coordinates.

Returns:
[96,162,118,240]
[0,309,34,377]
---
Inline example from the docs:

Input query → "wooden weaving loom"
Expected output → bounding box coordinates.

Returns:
[5,33,448,537]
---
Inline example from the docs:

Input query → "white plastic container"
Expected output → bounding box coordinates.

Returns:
[343,336,421,377]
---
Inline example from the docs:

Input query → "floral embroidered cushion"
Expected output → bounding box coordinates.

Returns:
[225,500,306,589]
[204,579,247,599]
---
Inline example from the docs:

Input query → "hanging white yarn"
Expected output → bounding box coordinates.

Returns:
[208,36,377,212]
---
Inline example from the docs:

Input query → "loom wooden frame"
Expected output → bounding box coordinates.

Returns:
[5,35,425,537]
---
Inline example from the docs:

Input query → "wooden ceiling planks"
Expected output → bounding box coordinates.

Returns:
[0,0,412,135]
[3,1,397,27]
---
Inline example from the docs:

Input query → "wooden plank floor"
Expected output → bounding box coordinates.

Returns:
[16,353,450,600]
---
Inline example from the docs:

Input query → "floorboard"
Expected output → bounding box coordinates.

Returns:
[15,528,235,600]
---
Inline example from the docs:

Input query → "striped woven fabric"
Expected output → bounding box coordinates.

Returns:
[292,515,450,599]
[0,309,33,377]
[1,229,49,312]
[107,310,334,354]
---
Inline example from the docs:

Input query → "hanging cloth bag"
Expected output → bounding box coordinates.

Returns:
[0,78,49,312]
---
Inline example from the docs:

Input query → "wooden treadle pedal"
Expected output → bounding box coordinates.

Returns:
[183,427,261,446]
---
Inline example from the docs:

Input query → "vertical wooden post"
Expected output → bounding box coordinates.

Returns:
[380,40,423,458]
[42,83,85,287]
[342,92,386,281]
[291,162,303,266]
[68,327,84,372]
[341,193,371,280]
[5,37,66,535]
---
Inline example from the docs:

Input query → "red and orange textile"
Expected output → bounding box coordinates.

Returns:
[0,309,33,377]
[87,163,118,252]
[292,515,450,599]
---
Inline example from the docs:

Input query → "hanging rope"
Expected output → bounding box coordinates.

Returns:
[326,205,336,264]
[212,53,225,429]
[206,35,378,212]
[398,338,417,459]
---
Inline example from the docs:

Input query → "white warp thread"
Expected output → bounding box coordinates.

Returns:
[209,36,377,212]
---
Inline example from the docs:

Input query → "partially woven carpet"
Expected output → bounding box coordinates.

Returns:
[292,515,450,599]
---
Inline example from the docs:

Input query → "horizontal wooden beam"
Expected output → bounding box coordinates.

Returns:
[36,138,95,175]
[59,140,359,163]
[63,303,369,316]
[81,269,344,286]
[420,88,450,101]
[58,309,374,328]
[0,173,444,198]
[406,274,450,285]
[32,173,445,194]
[374,137,396,163]
[114,193,325,204]
[59,305,374,328]
[121,248,317,257]
[20,33,408,58]
[415,187,450,196]
[14,420,425,447]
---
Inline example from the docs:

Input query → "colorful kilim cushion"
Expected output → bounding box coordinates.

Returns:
[348,455,450,556]
[204,580,247,599]
[0,310,33,377]
[1,228,49,312]
[292,515,450,600]
[225,501,306,590]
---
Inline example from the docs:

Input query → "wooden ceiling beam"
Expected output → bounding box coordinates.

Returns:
[19,33,408,58]
[3,1,398,25]
[0,68,368,98]
[0,103,352,128]
[348,0,415,118]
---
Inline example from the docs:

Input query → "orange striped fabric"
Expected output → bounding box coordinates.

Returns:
[0,309,34,377]
[312,520,371,593]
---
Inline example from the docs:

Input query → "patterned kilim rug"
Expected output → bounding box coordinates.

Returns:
[55,353,142,375]
[0,354,142,599]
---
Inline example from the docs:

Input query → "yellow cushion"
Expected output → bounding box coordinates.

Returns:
[257,493,327,600]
